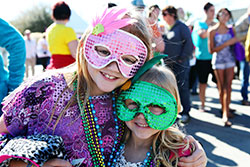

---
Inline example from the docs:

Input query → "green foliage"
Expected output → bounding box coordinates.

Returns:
[186,11,192,21]
[10,4,53,34]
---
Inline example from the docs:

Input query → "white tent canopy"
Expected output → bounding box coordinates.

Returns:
[67,10,89,35]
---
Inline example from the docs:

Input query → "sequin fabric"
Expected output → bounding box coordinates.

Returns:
[116,81,177,130]
[84,29,147,78]
[2,73,117,166]
[115,146,143,167]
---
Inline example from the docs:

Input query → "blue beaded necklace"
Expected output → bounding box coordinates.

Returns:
[111,143,158,167]
[73,79,125,166]
[111,143,155,167]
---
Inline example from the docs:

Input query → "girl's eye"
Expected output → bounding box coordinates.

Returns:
[148,105,165,115]
[121,55,138,65]
[94,46,110,57]
[125,99,138,110]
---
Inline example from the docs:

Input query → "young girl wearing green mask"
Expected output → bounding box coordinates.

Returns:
[114,65,206,167]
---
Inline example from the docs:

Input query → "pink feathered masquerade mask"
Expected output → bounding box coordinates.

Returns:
[84,7,148,78]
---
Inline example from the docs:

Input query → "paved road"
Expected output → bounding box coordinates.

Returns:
[182,77,250,167]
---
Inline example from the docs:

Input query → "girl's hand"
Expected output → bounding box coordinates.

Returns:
[178,135,207,167]
[43,159,72,167]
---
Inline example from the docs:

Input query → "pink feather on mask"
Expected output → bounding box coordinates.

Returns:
[92,7,135,35]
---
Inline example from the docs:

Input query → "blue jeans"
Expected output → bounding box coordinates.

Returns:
[240,60,250,101]
[191,77,199,93]
[167,60,191,115]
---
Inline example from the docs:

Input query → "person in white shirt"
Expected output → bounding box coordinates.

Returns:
[24,29,36,78]
[37,33,51,71]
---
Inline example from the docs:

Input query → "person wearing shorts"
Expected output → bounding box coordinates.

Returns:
[192,2,215,111]
[208,8,237,127]
[196,60,213,83]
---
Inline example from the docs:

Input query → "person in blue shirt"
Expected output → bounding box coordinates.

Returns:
[0,18,26,115]
[162,5,193,123]
[191,2,216,112]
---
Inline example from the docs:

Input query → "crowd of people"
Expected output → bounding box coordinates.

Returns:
[145,2,250,126]
[0,0,249,166]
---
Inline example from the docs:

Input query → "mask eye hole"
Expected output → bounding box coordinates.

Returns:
[121,55,138,65]
[125,99,138,110]
[148,105,165,115]
[94,45,111,57]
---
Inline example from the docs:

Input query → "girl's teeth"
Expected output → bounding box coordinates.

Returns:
[104,73,115,79]
[137,123,148,127]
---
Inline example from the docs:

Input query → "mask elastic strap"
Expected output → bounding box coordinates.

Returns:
[131,55,167,84]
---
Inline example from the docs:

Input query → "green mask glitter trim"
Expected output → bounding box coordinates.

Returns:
[116,81,177,130]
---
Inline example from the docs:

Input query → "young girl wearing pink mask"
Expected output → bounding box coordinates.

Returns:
[0,7,206,167]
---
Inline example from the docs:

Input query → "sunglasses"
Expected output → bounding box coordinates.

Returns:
[163,12,169,16]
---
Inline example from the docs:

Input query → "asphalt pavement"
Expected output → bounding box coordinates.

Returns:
[181,76,250,167]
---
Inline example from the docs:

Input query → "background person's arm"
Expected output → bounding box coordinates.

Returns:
[179,24,194,62]
[208,28,238,54]
[0,115,9,133]
[0,18,26,92]
[198,29,208,39]
[68,40,78,59]
[65,27,78,59]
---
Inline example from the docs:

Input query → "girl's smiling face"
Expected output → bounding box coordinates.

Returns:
[124,99,162,140]
[87,61,128,95]
[84,29,148,96]
[125,112,160,140]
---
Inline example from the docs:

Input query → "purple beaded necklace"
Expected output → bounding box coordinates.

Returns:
[73,79,125,166]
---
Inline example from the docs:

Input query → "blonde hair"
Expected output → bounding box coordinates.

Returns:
[74,10,152,110]
[129,65,190,167]
[48,9,152,131]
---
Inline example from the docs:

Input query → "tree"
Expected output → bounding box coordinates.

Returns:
[10,4,53,34]
[186,11,192,21]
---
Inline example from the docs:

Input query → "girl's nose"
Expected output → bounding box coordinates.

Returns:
[136,112,146,120]
[106,61,120,72]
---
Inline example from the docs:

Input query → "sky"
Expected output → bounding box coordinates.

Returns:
[0,0,249,23]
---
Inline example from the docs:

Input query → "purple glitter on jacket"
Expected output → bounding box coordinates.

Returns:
[2,73,117,166]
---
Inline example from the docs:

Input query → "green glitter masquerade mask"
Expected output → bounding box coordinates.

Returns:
[116,81,177,130]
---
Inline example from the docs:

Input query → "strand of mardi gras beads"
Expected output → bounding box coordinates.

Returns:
[73,79,125,166]
[74,79,104,166]
[111,144,159,167]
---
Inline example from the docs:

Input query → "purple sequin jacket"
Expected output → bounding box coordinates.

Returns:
[2,73,117,166]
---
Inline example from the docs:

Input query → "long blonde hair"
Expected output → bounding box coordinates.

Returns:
[130,66,190,167]
[48,9,153,131]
